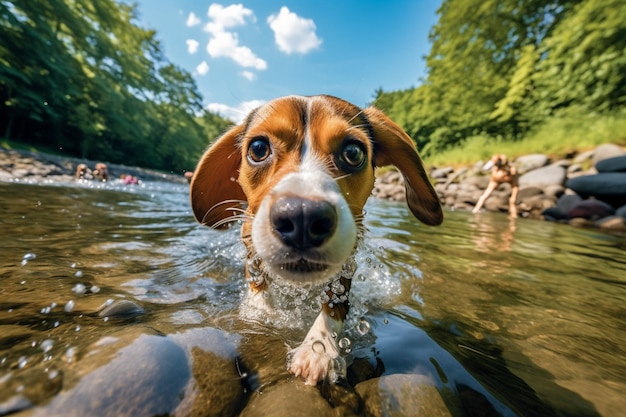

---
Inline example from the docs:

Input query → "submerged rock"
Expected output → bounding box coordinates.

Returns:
[355,373,452,417]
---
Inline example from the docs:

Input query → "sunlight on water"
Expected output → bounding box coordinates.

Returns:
[0,181,624,416]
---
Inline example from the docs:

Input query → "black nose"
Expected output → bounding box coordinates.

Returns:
[270,197,337,250]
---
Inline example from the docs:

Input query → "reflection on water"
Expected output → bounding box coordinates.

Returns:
[0,181,624,416]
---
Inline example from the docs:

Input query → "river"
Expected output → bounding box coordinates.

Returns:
[0,180,624,416]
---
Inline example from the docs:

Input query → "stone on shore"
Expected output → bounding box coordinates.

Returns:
[566,173,626,207]
[596,155,626,173]
[518,165,566,188]
[591,143,625,166]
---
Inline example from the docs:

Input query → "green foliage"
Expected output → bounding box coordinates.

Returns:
[426,108,626,167]
[0,0,229,173]
[374,0,626,163]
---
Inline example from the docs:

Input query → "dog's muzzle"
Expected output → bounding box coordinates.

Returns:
[270,196,337,251]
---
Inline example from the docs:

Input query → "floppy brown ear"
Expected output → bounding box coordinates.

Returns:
[364,106,443,226]
[190,124,247,228]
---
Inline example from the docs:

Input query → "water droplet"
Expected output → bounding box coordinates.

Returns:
[72,284,86,294]
[74,270,83,278]
[23,253,36,261]
[91,285,100,294]
[75,325,81,332]
[338,337,351,349]
[65,347,76,363]
[383,318,389,325]
[357,319,370,335]
[40,339,54,353]
[64,300,75,312]
[312,341,326,353]
[18,356,27,369]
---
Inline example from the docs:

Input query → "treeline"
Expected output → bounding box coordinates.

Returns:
[0,0,230,173]
[374,0,626,158]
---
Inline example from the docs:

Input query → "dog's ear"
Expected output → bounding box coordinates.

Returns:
[190,124,247,228]
[364,106,443,226]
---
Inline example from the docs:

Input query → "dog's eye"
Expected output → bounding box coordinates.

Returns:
[248,137,271,163]
[341,142,366,168]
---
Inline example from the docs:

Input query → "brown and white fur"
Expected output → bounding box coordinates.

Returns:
[190,95,443,385]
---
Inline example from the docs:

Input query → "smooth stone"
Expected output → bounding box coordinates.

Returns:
[30,330,190,417]
[596,155,626,173]
[98,299,145,320]
[519,165,566,188]
[591,143,625,166]
[542,207,568,221]
[239,380,357,417]
[567,200,615,220]
[566,172,626,206]
[556,194,583,214]
[596,216,626,230]
[514,154,550,174]
[517,186,544,200]
[355,374,452,417]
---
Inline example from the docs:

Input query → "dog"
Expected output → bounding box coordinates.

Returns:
[190,95,443,385]
[472,154,519,217]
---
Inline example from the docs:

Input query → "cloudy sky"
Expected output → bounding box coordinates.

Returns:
[135,1,440,122]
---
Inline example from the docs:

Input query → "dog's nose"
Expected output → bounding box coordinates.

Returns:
[270,197,337,250]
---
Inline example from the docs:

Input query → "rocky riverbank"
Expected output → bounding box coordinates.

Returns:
[0,147,187,184]
[374,143,626,231]
[3,144,626,231]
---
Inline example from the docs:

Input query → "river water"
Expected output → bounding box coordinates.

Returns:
[0,180,624,416]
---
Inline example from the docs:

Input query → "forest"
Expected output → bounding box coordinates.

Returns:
[373,0,626,164]
[1,0,625,172]
[0,0,230,173]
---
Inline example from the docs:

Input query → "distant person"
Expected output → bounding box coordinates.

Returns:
[472,154,519,217]
[184,171,194,183]
[120,174,139,185]
[92,163,109,182]
[75,163,93,180]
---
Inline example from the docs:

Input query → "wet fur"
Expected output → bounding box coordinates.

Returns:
[190,95,442,385]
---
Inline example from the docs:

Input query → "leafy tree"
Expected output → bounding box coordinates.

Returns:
[0,0,229,173]
[531,0,626,117]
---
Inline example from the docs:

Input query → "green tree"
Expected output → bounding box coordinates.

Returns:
[0,0,229,172]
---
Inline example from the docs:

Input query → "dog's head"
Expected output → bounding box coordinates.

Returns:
[190,95,442,283]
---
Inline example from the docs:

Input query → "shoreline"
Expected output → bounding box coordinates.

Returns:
[2,144,625,231]
[0,146,187,184]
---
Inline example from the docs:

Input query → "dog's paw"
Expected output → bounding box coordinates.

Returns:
[288,339,339,385]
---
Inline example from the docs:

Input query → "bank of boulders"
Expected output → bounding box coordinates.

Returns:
[373,143,626,231]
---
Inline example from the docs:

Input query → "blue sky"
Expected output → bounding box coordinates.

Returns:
[135,1,441,122]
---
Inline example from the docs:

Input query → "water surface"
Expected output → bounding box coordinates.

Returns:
[0,180,624,416]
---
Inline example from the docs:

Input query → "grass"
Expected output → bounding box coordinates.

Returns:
[423,110,626,167]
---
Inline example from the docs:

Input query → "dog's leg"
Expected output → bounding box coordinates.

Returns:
[288,275,352,385]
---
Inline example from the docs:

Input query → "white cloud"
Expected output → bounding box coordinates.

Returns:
[202,3,267,70]
[186,12,201,27]
[186,39,199,54]
[205,3,255,33]
[206,32,267,70]
[206,99,266,123]
[196,61,210,75]
[240,71,256,81]
[267,7,322,55]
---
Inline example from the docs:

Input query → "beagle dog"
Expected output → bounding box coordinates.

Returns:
[190,95,442,385]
